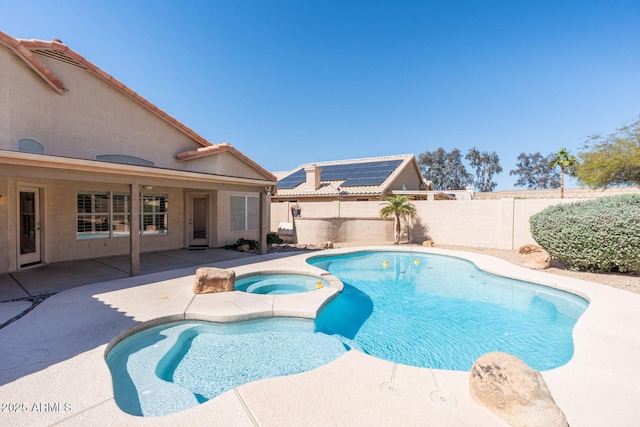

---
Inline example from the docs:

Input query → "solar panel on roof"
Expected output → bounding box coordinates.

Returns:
[277,169,306,189]
[277,159,404,189]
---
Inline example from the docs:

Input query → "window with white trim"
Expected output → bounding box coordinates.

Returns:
[77,192,130,239]
[142,194,168,234]
[230,196,259,231]
[77,192,168,238]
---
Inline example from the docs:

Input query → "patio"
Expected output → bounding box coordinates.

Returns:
[0,246,639,426]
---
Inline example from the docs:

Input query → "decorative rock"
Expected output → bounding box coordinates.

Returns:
[522,251,551,270]
[193,267,236,294]
[469,352,568,427]
[519,244,544,254]
[422,240,434,247]
[317,241,334,249]
[237,244,251,252]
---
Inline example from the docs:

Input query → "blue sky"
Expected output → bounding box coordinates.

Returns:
[2,0,639,190]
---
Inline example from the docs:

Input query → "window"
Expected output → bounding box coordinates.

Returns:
[77,192,129,239]
[77,192,167,239]
[230,196,259,231]
[17,138,45,154]
[95,154,154,167]
[142,194,168,234]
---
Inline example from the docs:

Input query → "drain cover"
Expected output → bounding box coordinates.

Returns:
[430,391,457,407]
[380,382,404,395]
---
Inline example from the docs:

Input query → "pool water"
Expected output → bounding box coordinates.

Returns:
[235,273,327,294]
[309,251,588,371]
[106,250,588,416]
[107,318,346,416]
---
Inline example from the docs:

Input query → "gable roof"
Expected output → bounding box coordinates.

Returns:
[0,31,65,94]
[0,30,276,182]
[274,154,423,197]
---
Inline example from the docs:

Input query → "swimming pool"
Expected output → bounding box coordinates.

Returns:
[309,251,588,371]
[106,250,588,416]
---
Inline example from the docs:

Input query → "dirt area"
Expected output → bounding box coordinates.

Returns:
[436,244,640,295]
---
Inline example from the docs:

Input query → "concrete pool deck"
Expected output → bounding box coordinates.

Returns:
[0,246,639,426]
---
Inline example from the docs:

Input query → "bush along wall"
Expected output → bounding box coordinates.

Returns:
[530,194,640,273]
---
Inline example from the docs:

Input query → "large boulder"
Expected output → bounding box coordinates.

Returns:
[519,245,551,270]
[469,352,568,427]
[193,267,236,294]
[521,251,551,270]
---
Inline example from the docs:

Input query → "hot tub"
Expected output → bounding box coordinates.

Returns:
[235,273,328,295]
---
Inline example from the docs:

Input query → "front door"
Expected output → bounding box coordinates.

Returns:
[19,187,42,267]
[189,195,208,247]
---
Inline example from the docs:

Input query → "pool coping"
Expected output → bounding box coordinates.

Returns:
[1,246,639,426]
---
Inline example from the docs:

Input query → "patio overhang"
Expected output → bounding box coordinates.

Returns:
[0,150,276,275]
[0,150,276,188]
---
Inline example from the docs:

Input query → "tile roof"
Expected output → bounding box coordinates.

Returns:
[0,31,64,94]
[175,143,277,181]
[0,30,275,182]
[274,154,421,197]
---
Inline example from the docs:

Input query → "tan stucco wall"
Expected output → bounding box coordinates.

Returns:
[293,217,394,246]
[0,175,266,272]
[387,162,423,191]
[0,45,269,181]
[270,197,619,250]
[0,177,187,270]
[0,46,190,165]
[215,190,261,246]
[0,45,275,273]
[181,151,269,181]
[0,177,10,272]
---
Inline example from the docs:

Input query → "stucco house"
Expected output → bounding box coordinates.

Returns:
[272,154,431,203]
[0,31,276,275]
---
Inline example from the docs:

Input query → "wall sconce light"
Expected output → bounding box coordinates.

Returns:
[143,185,153,191]
[264,186,272,195]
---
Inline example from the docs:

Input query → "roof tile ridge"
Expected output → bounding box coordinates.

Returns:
[0,32,65,94]
[176,143,276,182]
[175,143,227,160]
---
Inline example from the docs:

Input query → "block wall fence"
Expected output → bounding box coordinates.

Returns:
[270,198,581,250]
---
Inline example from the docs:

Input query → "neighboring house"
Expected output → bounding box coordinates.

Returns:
[0,31,276,275]
[272,154,431,203]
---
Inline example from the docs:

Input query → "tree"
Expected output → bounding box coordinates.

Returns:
[465,148,503,192]
[577,116,640,188]
[379,195,416,245]
[510,152,561,190]
[418,148,472,190]
[549,148,578,198]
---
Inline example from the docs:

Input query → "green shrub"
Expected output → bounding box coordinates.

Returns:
[529,194,640,273]
[224,238,259,251]
[267,232,283,244]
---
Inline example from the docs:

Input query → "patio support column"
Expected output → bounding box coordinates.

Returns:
[130,183,140,276]
[259,188,270,254]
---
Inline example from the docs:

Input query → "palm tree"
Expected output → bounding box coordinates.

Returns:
[549,148,578,199]
[379,195,416,244]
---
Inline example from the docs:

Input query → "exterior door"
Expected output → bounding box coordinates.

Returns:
[189,195,208,247]
[19,187,42,266]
